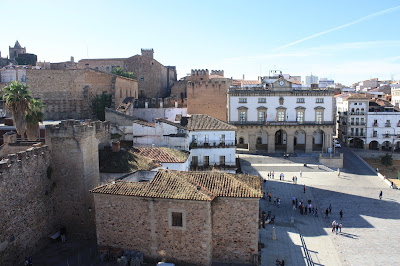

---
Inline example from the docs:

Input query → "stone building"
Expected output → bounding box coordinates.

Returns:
[22,69,138,120]
[77,49,177,99]
[228,77,335,153]
[50,56,78,70]
[91,169,262,265]
[185,69,231,122]
[9,40,26,60]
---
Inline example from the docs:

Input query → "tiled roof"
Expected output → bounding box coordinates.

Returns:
[241,80,260,85]
[186,114,236,131]
[91,170,263,201]
[131,147,186,163]
[346,93,369,99]
[155,118,187,129]
[133,120,155,127]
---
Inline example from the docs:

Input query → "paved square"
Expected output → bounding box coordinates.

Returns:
[241,148,400,266]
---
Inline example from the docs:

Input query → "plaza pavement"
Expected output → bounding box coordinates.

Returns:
[240,147,400,266]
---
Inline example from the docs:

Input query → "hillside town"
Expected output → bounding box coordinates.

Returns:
[1,4,400,265]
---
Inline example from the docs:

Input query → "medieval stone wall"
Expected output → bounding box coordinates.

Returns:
[114,76,138,108]
[187,78,231,122]
[0,145,57,265]
[77,59,125,73]
[93,194,213,265]
[45,120,110,239]
[211,197,259,264]
[26,69,117,120]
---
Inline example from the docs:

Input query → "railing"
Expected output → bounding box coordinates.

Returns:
[383,134,390,138]
[300,233,314,266]
[373,123,378,127]
[372,134,377,137]
[190,164,237,171]
[385,123,391,127]
[189,141,236,149]
[231,121,335,126]
[350,133,365,137]
[350,112,365,115]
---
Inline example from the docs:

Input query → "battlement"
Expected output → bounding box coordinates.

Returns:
[141,48,154,59]
[0,144,50,174]
[46,119,110,139]
[210,70,224,77]
[191,69,209,76]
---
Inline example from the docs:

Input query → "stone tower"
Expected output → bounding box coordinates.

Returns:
[9,40,26,60]
[45,120,110,238]
[141,48,154,59]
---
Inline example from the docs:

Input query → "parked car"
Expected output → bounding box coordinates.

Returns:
[334,142,341,148]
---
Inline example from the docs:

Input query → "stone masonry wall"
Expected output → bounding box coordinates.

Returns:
[45,120,108,239]
[211,197,259,264]
[25,69,136,120]
[114,76,138,108]
[187,79,231,122]
[94,194,213,265]
[0,145,57,265]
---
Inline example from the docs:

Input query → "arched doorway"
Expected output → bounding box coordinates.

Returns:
[382,141,392,151]
[350,138,364,148]
[395,141,400,152]
[369,141,379,150]
[294,130,306,152]
[313,130,323,151]
[275,129,287,151]
[237,136,248,149]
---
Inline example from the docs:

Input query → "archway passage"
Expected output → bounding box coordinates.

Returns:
[312,130,323,151]
[369,141,379,150]
[350,138,364,149]
[294,130,306,152]
[275,129,287,151]
[382,141,392,151]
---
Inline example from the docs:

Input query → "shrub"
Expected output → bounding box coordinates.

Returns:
[380,153,393,166]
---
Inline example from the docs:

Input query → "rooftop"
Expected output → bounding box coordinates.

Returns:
[155,114,236,131]
[131,147,188,163]
[91,170,263,201]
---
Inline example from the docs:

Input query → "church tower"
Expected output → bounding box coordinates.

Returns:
[9,40,26,60]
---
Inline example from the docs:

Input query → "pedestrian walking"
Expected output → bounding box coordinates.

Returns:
[295,176,298,184]
[315,207,318,217]
[292,176,294,184]
[329,203,332,213]
[262,211,266,228]
[332,220,336,232]
[269,192,272,202]
[339,223,342,233]
[376,167,379,173]
[277,198,281,208]
[379,190,382,200]
[268,209,272,219]
[303,184,306,193]
[335,223,339,234]
[340,210,343,220]
[325,208,329,218]
[337,168,340,177]
[272,171,275,179]
[274,197,277,205]
[300,170,302,178]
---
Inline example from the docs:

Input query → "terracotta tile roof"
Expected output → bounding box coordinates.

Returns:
[91,170,263,201]
[345,93,369,100]
[241,80,260,85]
[133,119,155,127]
[186,114,236,131]
[131,147,186,163]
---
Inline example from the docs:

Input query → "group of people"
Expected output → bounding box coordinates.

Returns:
[331,220,343,234]
[261,210,275,228]
[292,197,318,216]
[267,171,275,179]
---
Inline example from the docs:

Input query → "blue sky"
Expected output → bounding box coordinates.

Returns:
[2,0,400,85]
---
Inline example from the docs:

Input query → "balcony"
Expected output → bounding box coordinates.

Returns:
[373,123,378,127]
[383,134,391,138]
[350,112,365,115]
[372,133,377,137]
[190,164,237,171]
[385,123,391,127]
[231,121,335,126]
[189,141,236,149]
[349,133,365,137]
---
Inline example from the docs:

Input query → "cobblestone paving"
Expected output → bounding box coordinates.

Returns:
[242,148,400,266]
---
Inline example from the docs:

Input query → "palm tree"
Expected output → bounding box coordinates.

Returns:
[2,81,32,136]
[25,99,45,140]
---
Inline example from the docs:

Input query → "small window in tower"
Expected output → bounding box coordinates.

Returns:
[140,76,144,81]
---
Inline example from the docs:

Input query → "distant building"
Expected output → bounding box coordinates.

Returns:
[91,169,262,265]
[9,40,26,60]
[305,75,318,86]
[319,78,334,88]
[77,49,177,99]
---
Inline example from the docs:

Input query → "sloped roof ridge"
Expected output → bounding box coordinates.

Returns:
[228,173,263,196]
[178,171,216,199]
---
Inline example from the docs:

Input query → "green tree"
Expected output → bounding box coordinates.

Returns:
[112,67,134,79]
[92,92,112,121]
[2,81,32,136]
[25,99,45,140]
[380,153,393,166]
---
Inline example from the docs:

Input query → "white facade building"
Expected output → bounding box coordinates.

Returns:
[228,77,335,153]
[132,114,237,171]
[319,78,334,88]
[305,75,318,86]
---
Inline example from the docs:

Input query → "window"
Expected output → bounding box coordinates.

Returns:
[258,98,266,103]
[351,128,354,136]
[219,156,225,165]
[361,118,364,125]
[297,98,305,103]
[220,134,225,144]
[192,156,198,166]
[171,212,183,227]
[360,128,364,136]
[239,137,244,144]
[258,111,266,122]
[240,111,246,123]
[373,130,377,137]
[239,98,247,103]
[278,111,285,121]
[192,135,197,143]
[106,66,110,71]
[351,118,354,125]
[204,156,209,166]
[256,137,262,144]
[316,98,324,103]
[354,103,357,105]
[140,76,144,81]
[356,118,359,125]
[316,111,323,123]
[204,135,209,144]
[296,111,304,123]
